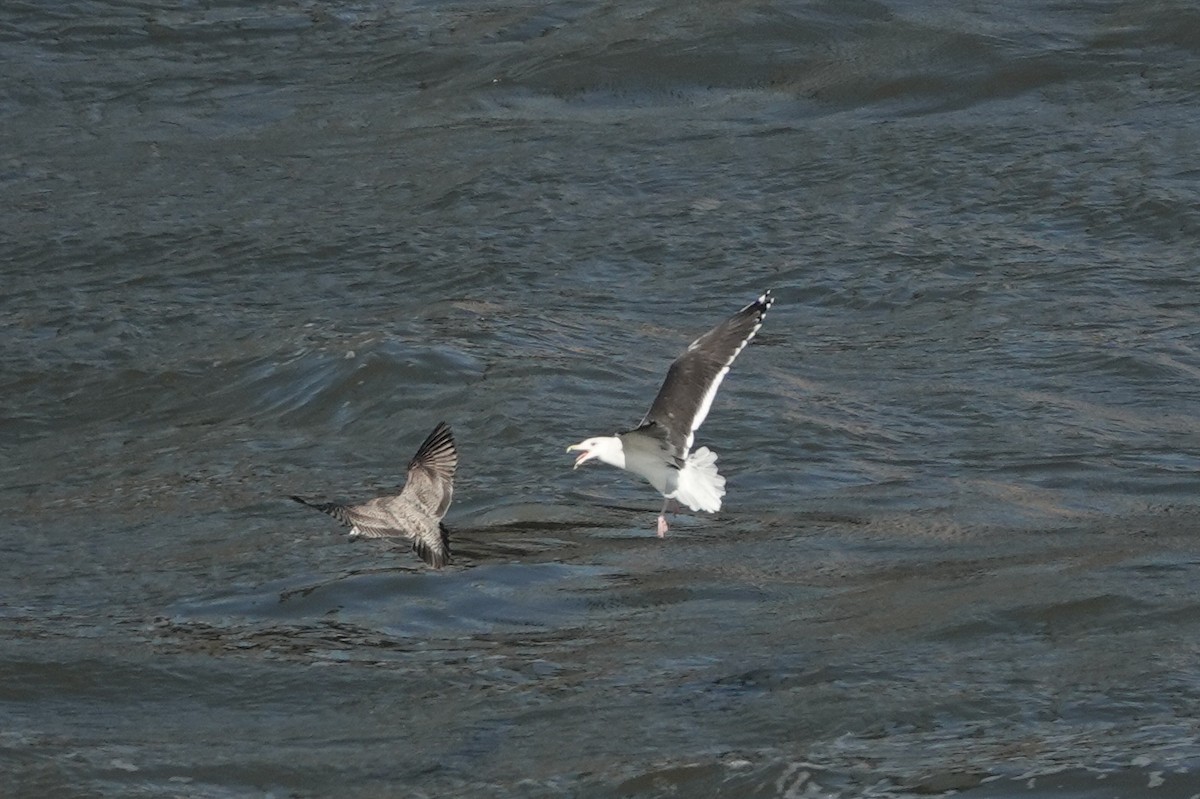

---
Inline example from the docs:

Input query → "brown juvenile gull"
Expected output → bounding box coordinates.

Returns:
[292,421,457,568]
[566,290,773,537]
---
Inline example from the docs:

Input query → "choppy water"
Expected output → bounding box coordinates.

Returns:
[4,1,1200,796]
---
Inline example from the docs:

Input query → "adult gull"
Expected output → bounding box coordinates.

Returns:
[567,290,773,536]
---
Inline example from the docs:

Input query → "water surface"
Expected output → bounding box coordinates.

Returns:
[3,1,1200,796]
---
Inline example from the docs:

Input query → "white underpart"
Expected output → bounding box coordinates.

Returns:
[587,436,723,513]
[669,446,725,512]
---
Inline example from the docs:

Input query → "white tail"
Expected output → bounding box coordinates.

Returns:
[670,447,726,512]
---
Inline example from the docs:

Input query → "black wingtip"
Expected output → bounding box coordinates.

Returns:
[740,289,774,331]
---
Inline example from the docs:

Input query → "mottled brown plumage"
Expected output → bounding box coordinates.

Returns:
[292,421,457,567]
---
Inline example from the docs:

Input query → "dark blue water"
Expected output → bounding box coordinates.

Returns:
[3,1,1200,796]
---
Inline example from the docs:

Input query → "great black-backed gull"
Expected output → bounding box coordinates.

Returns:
[567,290,773,536]
[292,421,457,568]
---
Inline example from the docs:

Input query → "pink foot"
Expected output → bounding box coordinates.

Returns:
[656,514,668,538]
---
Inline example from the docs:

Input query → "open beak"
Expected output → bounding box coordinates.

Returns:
[566,443,592,469]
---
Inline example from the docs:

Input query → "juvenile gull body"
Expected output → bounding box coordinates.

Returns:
[567,290,773,536]
[292,421,457,568]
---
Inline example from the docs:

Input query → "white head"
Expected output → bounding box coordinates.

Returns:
[566,435,625,469]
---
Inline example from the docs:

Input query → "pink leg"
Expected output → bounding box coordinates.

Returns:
[656,497,673,538]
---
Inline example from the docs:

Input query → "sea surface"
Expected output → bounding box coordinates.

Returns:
[4,1,1200,797]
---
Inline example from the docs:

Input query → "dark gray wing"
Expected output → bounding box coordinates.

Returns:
[639,290,773,457]
[396,421,457,521]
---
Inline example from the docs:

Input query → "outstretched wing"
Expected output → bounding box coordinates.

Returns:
[291,424,457,569]
[396,421,457,521]
[412,522,452,569]
[639,290,773,458]
[290,494,397,537]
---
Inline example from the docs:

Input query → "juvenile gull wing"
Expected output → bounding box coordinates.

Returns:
[388,421,456,567]
[394,421,457,520]
[638,290,773,458]
[413,523,452,570]
[290,422,458,568]
[289,495,398,537]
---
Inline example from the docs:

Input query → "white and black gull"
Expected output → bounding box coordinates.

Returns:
[567,290,774,536]
[292,421,457,568]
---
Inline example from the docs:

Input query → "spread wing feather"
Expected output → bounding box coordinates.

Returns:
[290,422,458,568]
[396,421,457,520]
[412,523,452,569]
[639,290,773,458]
[290,495,396,537]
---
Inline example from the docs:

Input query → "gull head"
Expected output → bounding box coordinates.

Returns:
[566,436,624,469]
